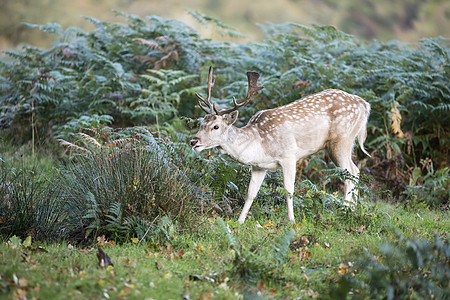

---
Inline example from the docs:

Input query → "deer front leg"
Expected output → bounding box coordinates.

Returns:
[238,167,266,224]
[281,160,297,222]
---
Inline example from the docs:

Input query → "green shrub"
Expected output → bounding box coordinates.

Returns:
[57,130,202,242]
[330,233,450,299]
[404,159,449,209]
[0,161,63,240]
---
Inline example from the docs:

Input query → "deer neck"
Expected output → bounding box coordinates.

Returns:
[218,125,265,165]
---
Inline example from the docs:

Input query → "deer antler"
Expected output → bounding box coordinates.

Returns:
[216,72,264,116]
[195,66,215,115]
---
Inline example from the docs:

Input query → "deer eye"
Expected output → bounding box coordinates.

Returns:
[213,125,219,130]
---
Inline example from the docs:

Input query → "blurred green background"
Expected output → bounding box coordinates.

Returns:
[1,0,449,49]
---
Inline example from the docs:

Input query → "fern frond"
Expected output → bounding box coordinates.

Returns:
[76,133,101,148]
[271,229,295,264]
[216,217,238,251]
[83,192,101,239]
[133,38,162,51]
[56,139,91,154]
[23,22,63,35]
[431,103,450,112]
[110,138,137,147]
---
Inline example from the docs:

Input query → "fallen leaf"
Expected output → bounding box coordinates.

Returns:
[356,225,365,234]
[198,290,211,300]
[257,281,266,291]
[300,236,310,246]
[434,214,439,221]
[18,278,29,287]
[78,270,87,278]
[264,219,274,229]
[14,288,27,299]
[176,249,184,259]
[118,287,130,297]
[268,289,278,295]
[335,263,348,275]
[123,258,136,268]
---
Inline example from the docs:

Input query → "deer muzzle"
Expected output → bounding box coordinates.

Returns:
[190,137,200,149]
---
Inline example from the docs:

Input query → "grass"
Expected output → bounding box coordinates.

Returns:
[1,201,448,299]
[0,138,448,298]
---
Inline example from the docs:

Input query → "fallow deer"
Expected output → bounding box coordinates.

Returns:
[190,67,371,223]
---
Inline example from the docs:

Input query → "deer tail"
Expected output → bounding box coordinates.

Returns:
[358,102,371,157]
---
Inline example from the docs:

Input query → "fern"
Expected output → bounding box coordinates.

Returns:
[216,217,238,252]
[82,192,101,239]
[271,229,295,264]
[187,9,245,38]
[105,202,126,232]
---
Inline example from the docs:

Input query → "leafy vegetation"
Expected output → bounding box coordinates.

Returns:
[58,128,202,243]
[0,160,62,240]
[0,204,448,299]
[0,11,448,299]
[331,233,449,299]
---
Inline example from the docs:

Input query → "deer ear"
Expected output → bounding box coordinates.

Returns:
[224,111,239,125]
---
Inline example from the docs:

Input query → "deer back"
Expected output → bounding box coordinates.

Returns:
[245,89,370,157]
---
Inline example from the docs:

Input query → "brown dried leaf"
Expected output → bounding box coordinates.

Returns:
[294,80,310,89]
[76,132,101,148]
[97,235,106,246]
[132,38,162,51]
[257,281,266,291]
[123,258,136,268]
[390,102,405,138]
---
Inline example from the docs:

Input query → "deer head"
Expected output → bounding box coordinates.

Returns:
[190,67,264,152]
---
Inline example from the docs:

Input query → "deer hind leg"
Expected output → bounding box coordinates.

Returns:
[328,140,360,206]
[238,167,266,224]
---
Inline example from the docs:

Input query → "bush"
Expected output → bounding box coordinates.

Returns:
[330,233,450,299]
[57,129,202,242]
[403,159,449,209]
[0,160,63,240]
